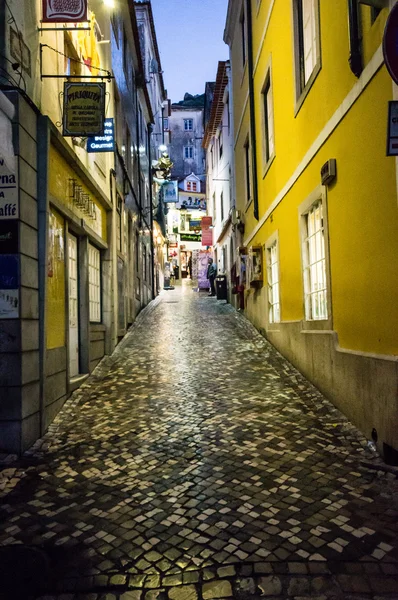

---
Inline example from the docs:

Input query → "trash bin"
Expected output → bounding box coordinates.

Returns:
[174,265,180,280]
[215,275,228,301]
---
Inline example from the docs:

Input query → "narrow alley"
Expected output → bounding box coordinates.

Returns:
[1,283,397,599]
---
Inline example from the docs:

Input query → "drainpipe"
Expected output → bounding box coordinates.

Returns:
[37,115,50,436]
[148,125,155,300]
[246,0,259,221]
[348,0,363,77]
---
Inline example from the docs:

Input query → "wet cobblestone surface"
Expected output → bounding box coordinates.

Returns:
[1,282,398,599]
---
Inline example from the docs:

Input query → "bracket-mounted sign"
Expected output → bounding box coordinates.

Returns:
[63,82,105,137]
[383,2,398,84]
[42,0,88,23]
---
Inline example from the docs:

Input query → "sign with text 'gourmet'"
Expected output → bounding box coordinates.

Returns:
[87,118,115,153]
[63,82,105,137]
[42,0,87,23]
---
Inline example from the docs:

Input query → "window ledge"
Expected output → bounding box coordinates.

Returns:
[244,198,253,213]
[262,152,276,179]
[302,317,333,331]
[294,61,322,117]
[240,62,248,88]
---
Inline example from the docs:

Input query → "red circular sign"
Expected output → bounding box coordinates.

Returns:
[383,3,398,84]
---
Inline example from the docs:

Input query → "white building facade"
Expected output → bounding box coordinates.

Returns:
[203,61,237,301]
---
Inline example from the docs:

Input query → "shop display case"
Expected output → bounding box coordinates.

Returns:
[248,246,263,288]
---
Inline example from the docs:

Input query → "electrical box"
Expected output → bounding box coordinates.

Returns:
[321,159,337,186]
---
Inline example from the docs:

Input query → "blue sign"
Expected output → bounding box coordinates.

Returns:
[87,118,115,153]
[0,255,19,289]
[163,180,179,203]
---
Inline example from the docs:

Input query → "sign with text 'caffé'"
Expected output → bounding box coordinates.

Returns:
[0,158,18,219]
[42,0,88,23]
[63,82,105,137]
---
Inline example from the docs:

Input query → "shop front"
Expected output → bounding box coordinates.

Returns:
[45,132,112,422]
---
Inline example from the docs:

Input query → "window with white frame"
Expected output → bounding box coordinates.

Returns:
[88,244,101,322]
[293,0,320,99]
[266,239,280,323]
[184,146,193,159]
[184,119,193,131]
[262,74,274,164]
[302,199,327,320]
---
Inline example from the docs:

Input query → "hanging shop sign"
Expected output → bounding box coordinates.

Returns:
[201,215,213,247]
[42,0,88,23]
[201,216,212,228]
[162,180,179,203]
[0,158,18,219]
[180,233,201,242]
[63,82,105,137]
[387,101,398,155]
[383,2,398,85]
[201,227,213,247]
[189,219,201,230]
[87,118,115,153]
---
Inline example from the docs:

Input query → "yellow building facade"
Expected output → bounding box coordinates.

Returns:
[225,0,398,459]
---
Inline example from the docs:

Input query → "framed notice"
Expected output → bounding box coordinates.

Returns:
[63,82,105,137]
[387,101,398,156]
[42,0,88,23]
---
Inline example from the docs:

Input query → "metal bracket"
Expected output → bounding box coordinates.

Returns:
[39,43,113,81]
[38,27,91,31]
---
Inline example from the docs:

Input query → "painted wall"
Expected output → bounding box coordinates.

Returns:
[169,108,205,180]
[226,0,398,452]
[46,208,66,350]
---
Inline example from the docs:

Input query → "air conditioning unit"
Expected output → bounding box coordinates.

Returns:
[231,209,241,225]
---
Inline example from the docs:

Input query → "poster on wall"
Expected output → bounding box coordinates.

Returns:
[0,254,19,319]
[42,0,88,23]
[0,289,19,318]
[198,250,211,290]
[0,220,18,254]
[63,82,105,137]
[0,158,18,219]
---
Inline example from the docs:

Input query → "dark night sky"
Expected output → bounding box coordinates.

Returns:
[150,0,229,103]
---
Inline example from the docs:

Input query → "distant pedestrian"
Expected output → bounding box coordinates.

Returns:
[206,257,217,296]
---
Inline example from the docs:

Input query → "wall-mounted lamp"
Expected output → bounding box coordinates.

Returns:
[103,0,115,7]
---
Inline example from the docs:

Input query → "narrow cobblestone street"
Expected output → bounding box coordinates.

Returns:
[1,282,398,599]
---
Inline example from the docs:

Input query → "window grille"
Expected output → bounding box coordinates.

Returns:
[302,200,327,320]
[267,241,280,323]
[88,244,101,322]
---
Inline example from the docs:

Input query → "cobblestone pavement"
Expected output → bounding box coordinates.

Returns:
[1,282,398,600]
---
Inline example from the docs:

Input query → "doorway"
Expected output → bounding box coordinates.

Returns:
[68,233,79,378]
